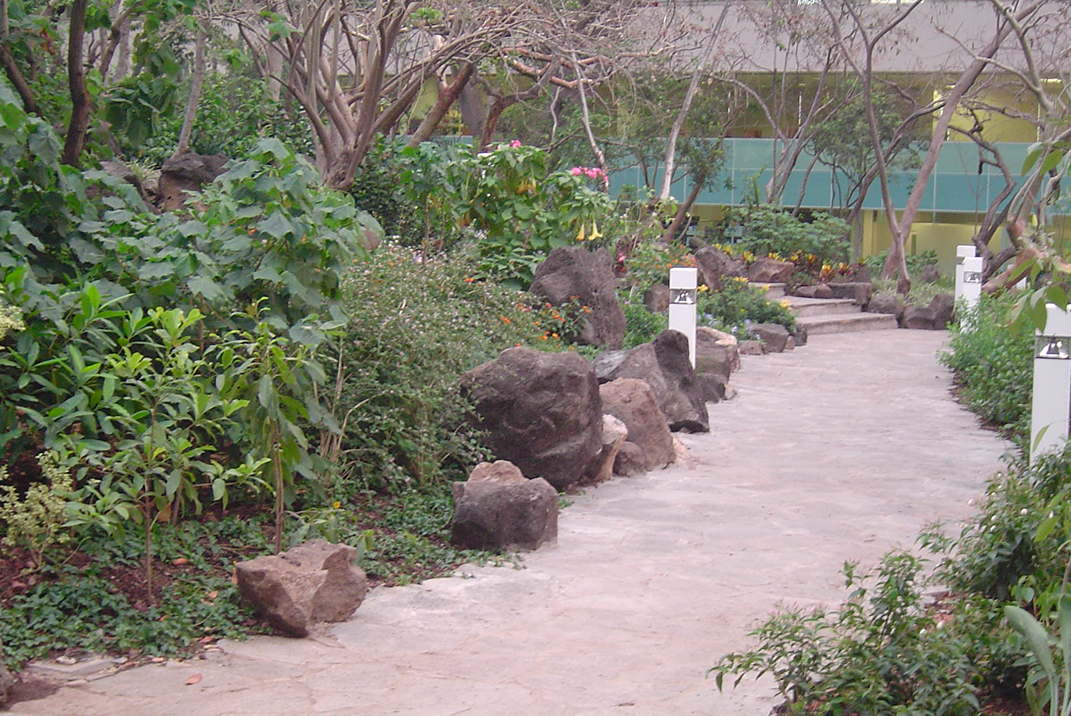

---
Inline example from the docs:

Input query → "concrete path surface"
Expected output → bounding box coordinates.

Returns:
[12,330,1010,716]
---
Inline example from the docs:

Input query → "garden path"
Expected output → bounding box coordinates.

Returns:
[12,329,1009,716]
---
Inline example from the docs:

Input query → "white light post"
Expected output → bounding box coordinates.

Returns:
[955,244,976,302]
[1030,304,1071,463]
[669,267,698,367]
[961,256,983,312]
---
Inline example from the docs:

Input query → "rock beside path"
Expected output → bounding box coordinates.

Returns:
[235,540,368,637]
[451,463,558,551]
[462,347,603,490]
[902,294,954,330]
[600,379,675,470]
[597,331,709,432]
[748,258,794,284]
[585,415,629,483]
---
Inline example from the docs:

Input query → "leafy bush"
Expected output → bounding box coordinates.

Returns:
[699,277,796,334]
[0,518,265,668]
[721,207,849,267]
[398,141,613,287]
[620,292,669,349]
[133,63,314,166]
[321,244,561,493]
[864,249,939,278]
[712,552,981,715]
[940,293,1032,441]
[872,277,952,307]
[938,448,1071,603]
[619,241,695,293]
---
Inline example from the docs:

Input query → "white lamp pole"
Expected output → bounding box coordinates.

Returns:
[955,244,976,302]
[669,267,698,367]
[961,256,983,312]
[1030,304,1071,463]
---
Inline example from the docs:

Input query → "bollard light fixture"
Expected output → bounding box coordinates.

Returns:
[1036,335,1071,360]
[670,287,697,305]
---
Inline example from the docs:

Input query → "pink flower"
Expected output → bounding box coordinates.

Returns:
[510,140,522,148]
[571,167,583,176]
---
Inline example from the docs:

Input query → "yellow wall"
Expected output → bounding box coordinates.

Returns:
[860,210,1071,275]
[945,85,1042,143]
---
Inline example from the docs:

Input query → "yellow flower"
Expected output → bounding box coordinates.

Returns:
[698,284,709,292]
[332,501,341,509]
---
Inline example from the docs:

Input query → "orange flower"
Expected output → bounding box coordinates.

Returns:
[551,332,559,339]
[465,277,476,283]
[500,316,511,324]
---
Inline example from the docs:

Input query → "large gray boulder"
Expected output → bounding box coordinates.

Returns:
[600,378,676,470]
[461,347,603,490]
[695,328,736,380]
[695,246,744,291]
[450,461,558,551]
[902,293,955,330]
[530,247,626,349]
[603,330,709,432]
[235,540,368,637]
[158,152,229,211]
[867,292,905,323]
[748,257,795,284]
[750,323,791,353]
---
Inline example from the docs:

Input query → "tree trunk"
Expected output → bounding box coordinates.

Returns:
[886,2,1038,265]
[0,0,37,114]
[174,28,207,157]
[658,3,728,202]
[62,0,90,167]
[661,179,704,244]
[407,62,474,148]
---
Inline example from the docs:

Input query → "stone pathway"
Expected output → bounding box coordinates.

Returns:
[11,330,1009,716]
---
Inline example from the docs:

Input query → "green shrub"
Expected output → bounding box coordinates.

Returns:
[620,241,695,293]
[620,291,669,349]
[712,552,981,715]
[133,64,314,166]
[864,249,939,278]
[322,244,558,492]
[722,207,849,267]
[939,293,1032,441]
[699,276,796,334]
[0,518,265,668]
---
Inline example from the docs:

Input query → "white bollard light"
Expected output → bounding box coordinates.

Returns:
[1030,304,1071,463]
[955,244,976,302]
[961,256,983,312]
[669,267,698,368]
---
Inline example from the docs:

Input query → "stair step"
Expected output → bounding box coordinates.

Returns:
[751,282,786,298]
[796,313,899,335]
[785,297,860,318]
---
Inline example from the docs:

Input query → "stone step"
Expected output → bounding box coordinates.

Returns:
[784,296,860,318]
[796,312,899,335]
[751,282,786,298]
